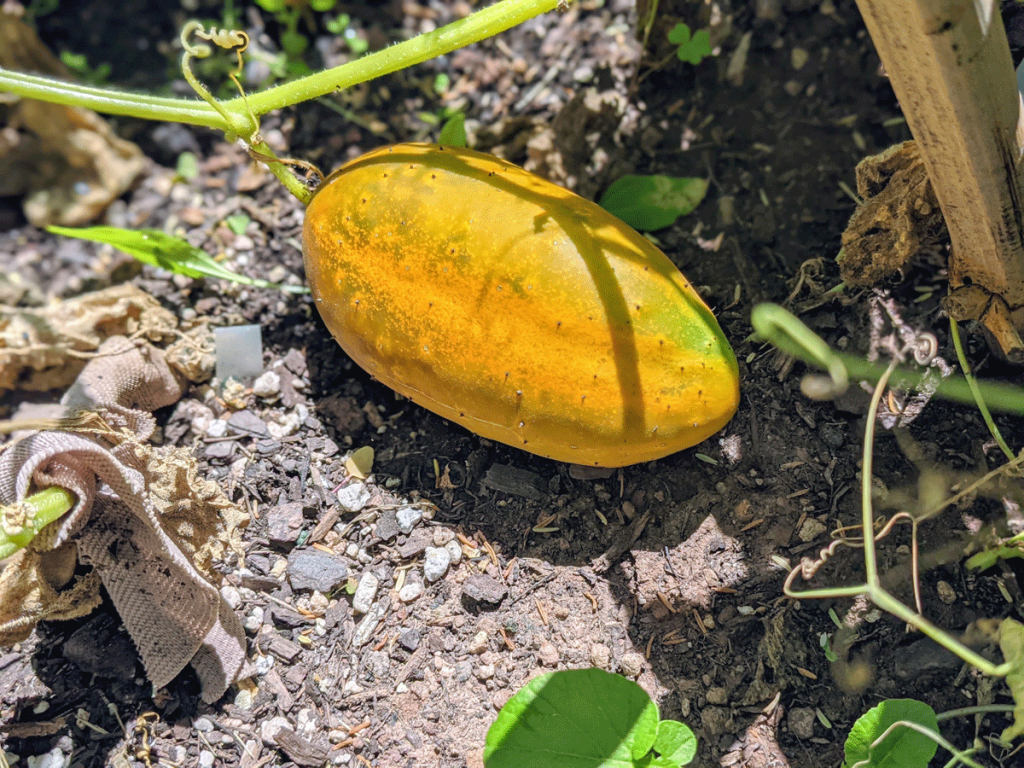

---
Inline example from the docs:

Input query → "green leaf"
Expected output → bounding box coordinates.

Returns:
[255,0,287,12]
[281,29,309,57]
[667,23,690,46]
[997,618,1024,741]
[46,226,308,294]
[598,175,708,231]
[225,212,251,235]
[310,0,337,11]
[438,112,467,148]
[843,699,938,768]
[484,668,660,768]
[652,720,697,765]
[677,29,711,65]
[176,151,199,181]
[666,23,711,65]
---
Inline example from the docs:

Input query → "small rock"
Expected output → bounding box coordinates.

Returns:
[432,527,455,546]
[398,582,424,603]
[227,410,269,438]
[266,502,306,547]
[220,585,242,610]
[398,628,421,652]
[309,591,329,614]
[288,550,348,593]
[937,580,957,604]
[260,716,292,746]
[620,651,645,678]
[234,687,254,709]
[353,595,391,648]
[788,707,816,740]
[462,574,508,607]
[798,518,828,543]
[589,643,611,670]
[537,642,559,667]
[252,370,281,399]
[205,441,234,461]
[475,664,495,680]
[445,539,463,565]
[396,506,422,534]
[706,686,728,705]
[198,750,215,768]
[375,509,400,540]
[467,631,489,655]
[399,527,433,558]
[233,235,255,251]
[572,65,594,82]
[352,571,380,614]
[364,650,390,681]
[26,746,66,768]
[423,547,451,583]
[336,482,372,513]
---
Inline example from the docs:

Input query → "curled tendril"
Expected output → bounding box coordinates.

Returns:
[180,21,257,141]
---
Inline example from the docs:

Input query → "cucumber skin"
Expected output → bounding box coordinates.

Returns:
[303,143,738,467]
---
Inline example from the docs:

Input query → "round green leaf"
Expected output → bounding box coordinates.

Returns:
[843,699,938,768]
[653,720,697,766]
[598,175,709,231]
[484,669,660,768]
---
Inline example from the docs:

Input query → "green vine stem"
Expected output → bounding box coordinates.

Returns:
[949,316,1015,461]
[0,0,559,133]
[0,487,77,560]
[784,360,1015,677]
[751,304,1024,416]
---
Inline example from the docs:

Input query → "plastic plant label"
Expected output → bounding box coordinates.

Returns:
[215,325,264,382]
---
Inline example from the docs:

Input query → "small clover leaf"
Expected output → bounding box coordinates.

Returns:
[667,23,711,66]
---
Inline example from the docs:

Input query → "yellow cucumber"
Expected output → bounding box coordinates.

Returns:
[302,143,738,467]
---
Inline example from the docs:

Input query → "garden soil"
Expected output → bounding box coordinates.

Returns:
[2,0,1023,766]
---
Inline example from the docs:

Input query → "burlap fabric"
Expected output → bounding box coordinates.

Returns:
[0,335,252,703]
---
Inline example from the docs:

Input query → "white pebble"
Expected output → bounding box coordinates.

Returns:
[220,585,242,610]
[260,716,292,746]
[352,572,380,614]
[199,750,215,768]
[398,582,424,602]
[396,506,422,534]
[445,539,462,565]
[423,547,451,583]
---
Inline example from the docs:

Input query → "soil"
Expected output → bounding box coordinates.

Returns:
[2,0,1024,767]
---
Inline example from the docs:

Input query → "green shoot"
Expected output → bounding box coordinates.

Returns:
[667,23,711,66]
[47,226,308,295]
[225,213,251,236]
[948,316,1015,460]
[0,487,76,560]
[598,175,708,231]
[484,668,697,767]
[58,51,111,85]
[819,632,838,662]
[438,110,468,148]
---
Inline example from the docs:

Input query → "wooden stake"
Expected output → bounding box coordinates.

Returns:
[855,0,1024,361]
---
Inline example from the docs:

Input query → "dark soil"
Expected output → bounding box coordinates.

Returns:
[2,0,1024,767]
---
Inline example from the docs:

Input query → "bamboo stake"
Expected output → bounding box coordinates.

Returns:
[855,0,1024,362]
